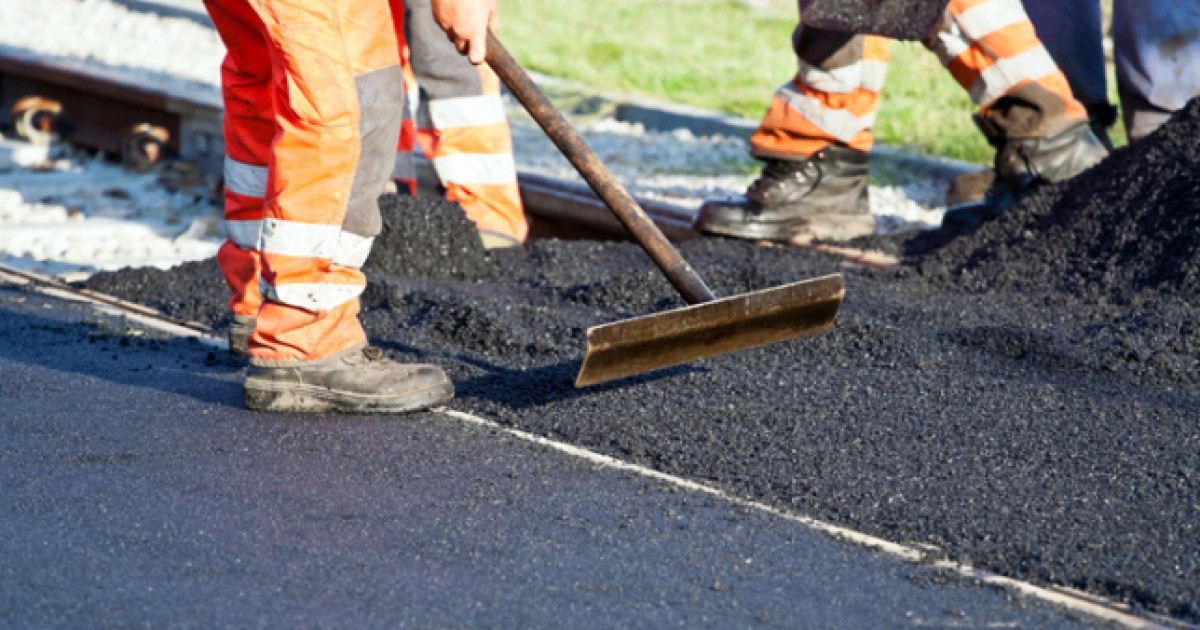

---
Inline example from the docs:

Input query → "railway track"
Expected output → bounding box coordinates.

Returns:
[0,45,902,270]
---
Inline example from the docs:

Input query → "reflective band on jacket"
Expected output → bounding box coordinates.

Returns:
[259,217,375,267]
[224,156,268,199]
[431,152,517,185]
[332,232,374,268]
[424,93,507,129]
[796,59,889,95]
[933,22,972,65]
[225,219,263,249]
[955,0,1027,42]
[260,218,340,258]
[971,46,1058,106]
[775,82,876,144]
[260,279,364,312]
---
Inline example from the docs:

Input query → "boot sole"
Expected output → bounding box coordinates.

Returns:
[244,378,454,414]
[699,212,876,243]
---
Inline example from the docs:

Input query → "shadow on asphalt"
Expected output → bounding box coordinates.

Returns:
[0,299,245,409]
[374,337,704,408]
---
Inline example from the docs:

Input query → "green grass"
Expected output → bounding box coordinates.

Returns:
[502,0,1125,164]
[501,0,799,121]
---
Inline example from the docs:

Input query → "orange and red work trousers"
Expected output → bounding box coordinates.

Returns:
[206,0,408,364]
[751,0,1089,160]
[394,0,528,243]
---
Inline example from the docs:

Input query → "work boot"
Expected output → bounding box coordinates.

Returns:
[244,343,454,414]
[228,313,255,358]
[697,145,874,242]
[943,117,1108,229]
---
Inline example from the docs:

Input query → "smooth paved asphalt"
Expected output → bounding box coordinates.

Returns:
[0,281,1118,628]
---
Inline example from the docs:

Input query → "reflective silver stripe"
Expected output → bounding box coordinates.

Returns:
[224,219,262,249]
[332,232,374,268]
[427,93,507,129]
[259,218,341,259]
[432,152,517,185]
[932,21,972,68]
[776,82,875,144]
[257,217,374,267]
[954,0,1027,42]
[393,150,418,180]
[224,156,268,199]
[796,59,890,94]
[969,46,1058,106]
[261,280,364,312]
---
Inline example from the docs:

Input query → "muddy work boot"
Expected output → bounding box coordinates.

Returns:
[227,313,255,358]
[697,145,873,242]
[943,118,1108,229]
[244,343,454,414]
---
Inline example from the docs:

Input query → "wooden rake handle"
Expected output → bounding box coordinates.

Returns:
[484,32,716,305]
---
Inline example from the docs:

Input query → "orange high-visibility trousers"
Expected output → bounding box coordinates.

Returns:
[396,0,528,243]
[206,0,408,364]
[751,0,1088,160]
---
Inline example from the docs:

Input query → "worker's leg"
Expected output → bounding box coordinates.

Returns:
[1113,0,1200,141]
[749,27,891,159]
[697,24,891,242]
[204,0,273,356]
[1023,0,1115,145]
[400,0,528,247]
[218,0,450,412]
[929,0,1108,227]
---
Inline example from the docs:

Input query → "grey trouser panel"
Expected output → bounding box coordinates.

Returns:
[344,64,406,240]
[404,0,485,99]
[793,22,864,71]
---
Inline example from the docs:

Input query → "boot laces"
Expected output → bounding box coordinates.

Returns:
[748,158,820,198]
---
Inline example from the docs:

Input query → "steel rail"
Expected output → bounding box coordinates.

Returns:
[0,49,699,243]
[0,48,901,268]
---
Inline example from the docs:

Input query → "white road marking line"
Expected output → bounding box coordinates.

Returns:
[438,407,1179,630]
[0,262,1182,630]
[0,265,227,349]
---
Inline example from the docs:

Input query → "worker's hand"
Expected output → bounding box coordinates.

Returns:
[431,0,499,65]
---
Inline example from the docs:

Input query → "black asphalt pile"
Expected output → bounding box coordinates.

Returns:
[84,257,231,328]
[916,97,1200,305]
[363,194,495,281]
[80,106,1200,622]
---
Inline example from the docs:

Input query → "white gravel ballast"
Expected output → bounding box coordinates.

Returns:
[0,0,955,278]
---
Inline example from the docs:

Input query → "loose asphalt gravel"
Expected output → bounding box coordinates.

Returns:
[82,100,1200,622]
[0,282,1114,628]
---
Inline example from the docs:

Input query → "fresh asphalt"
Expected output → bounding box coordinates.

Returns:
[0,281,1120,628]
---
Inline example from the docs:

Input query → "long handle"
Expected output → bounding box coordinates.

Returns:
[485,33,716,305]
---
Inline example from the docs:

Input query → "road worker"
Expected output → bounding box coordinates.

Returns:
[396,0,528,249]
[205,0,495,413]
[696,0,1109,238]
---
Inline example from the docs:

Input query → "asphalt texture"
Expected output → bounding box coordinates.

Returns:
[798,0,949,40]
[80,103,1200,623]
[0,283,1114,628]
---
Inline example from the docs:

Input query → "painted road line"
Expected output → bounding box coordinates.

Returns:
[439,407,1185,630]
[1,261,1187,630]
[0,264,226,350]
